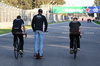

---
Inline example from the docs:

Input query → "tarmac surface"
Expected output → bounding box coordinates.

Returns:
[0,21,100,66]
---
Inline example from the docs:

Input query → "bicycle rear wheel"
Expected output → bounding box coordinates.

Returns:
[73,39,77,59]
[74,47,77,59]
[14,42,19,59]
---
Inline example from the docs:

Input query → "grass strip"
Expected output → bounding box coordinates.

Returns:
[0,21,67,35]
[93,21,100,25]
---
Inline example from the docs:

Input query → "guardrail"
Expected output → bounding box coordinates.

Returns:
[0,2,67,28]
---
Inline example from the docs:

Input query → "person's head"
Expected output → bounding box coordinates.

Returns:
[17,15,21,19]
[38,9,43,14]
[73,17,78,21]
[76,18,78,21]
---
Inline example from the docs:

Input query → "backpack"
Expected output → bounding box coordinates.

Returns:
[12,19,23,33]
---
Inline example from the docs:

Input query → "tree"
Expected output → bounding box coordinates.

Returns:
[33,0,66,8]
[0,0,66,9]
[94,0,100,5]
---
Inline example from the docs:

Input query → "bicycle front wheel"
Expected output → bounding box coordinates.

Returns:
[14,43,19,59]
[73,42,77,59]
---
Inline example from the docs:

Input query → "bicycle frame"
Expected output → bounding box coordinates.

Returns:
[13,33,27,59]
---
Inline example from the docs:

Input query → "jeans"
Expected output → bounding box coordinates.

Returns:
[34,31,44,56]
[70,34,80,49]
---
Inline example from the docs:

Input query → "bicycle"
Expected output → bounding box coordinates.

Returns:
[14,33,27,59]
[73,35,81,59]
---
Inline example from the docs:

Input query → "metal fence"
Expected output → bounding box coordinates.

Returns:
[0,2,66,28]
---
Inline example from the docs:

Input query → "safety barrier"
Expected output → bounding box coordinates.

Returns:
[0,2,66,28]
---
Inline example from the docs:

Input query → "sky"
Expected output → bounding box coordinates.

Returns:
[64,0,95,6]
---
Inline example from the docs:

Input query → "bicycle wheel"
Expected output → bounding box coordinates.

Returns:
[74,47,77,59]
[73,39,77,59]
[14,42,19,59]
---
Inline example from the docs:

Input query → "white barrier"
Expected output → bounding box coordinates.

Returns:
[0,2,66,28]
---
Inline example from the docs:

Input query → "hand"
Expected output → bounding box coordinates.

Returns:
[79,30,81,32]
[23,32,26,35]
[80,34,82,36]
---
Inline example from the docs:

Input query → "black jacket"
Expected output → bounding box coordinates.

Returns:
[12,19,24,33]
[31,14,48,32]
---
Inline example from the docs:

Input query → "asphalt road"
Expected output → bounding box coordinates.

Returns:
[0,21,100,66]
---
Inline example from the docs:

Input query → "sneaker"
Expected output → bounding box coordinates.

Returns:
[39,54,43,59]
[77,48,80,51]
[70,48,73,51]
[70,48,73,54]
[14,48,17,51]
[33,54,36,58]
[19,50,23,54]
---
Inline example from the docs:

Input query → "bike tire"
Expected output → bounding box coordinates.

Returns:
[73,38,77,59]
[74,48,76,59]
[14,43,19,59]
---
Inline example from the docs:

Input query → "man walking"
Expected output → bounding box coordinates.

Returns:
[31,9,48,58]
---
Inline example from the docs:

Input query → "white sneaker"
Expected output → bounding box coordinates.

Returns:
[19,50,23,54]
[77,48,80,51]
[70,48,73,51]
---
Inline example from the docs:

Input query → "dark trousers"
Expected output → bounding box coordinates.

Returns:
[13,34,24,50]
[70,34,80,48]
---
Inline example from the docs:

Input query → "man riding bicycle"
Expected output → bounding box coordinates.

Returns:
[12,15,26,54]
[69,17,82,54]
[31,9,48,58]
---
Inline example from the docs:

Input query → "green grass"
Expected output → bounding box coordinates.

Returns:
[48,21,66,24]
[94,21,100,25]
[25,25,31,29]
[0,21,67,35]
[0,28,11,35]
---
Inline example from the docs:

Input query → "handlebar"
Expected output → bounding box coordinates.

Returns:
[23,33,27,38]
[12,32,27,38]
